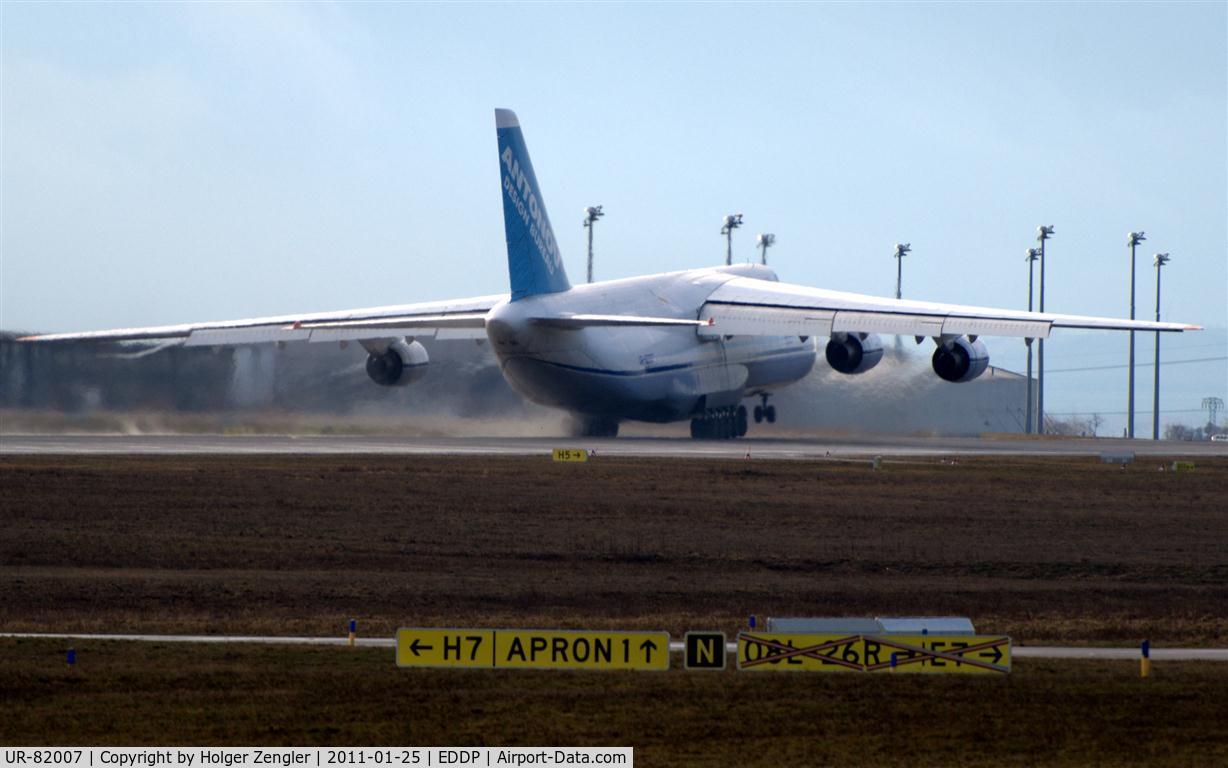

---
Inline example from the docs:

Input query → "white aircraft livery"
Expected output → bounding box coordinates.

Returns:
[23,109,1201,438]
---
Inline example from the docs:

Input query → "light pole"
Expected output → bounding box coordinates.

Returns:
[893,243,911,300]
[582,206,604,283]
[721,214,743,265]
[1127,231,1146,438]
[1036,225,1054,434]
[1025,247,1040,434]
[757,233,776,265]
[1152,252,1170,440]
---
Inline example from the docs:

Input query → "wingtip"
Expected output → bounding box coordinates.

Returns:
[494,108,519,129]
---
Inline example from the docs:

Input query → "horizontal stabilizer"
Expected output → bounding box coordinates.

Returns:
[530,314,710,330]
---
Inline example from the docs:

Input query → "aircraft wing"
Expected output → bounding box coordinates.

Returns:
[697,277,1200,340]
[18,294,506,346]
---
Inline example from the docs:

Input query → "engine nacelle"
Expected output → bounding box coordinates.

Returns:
[825,333,884,375]
[931,336,990,383]
[365,339,429,387]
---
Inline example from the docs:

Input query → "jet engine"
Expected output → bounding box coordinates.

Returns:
[365,339,430,387]
[825,332,884,375]
[931,336,989,383]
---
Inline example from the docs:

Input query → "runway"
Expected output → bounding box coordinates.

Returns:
[4,632,1227,661]
[3,433,1226,458]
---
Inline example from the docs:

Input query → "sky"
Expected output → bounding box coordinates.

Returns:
[2,1,1226,434]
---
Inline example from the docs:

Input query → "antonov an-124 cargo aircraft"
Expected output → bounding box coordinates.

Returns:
[23,109,1200,438]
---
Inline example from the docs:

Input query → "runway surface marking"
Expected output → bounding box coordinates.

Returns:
[5,633,1227,661]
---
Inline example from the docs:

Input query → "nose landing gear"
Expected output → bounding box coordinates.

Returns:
[752,393,776,424]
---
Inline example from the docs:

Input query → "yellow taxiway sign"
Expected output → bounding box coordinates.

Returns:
[396,629,494,668]
[397,628,669,671]
[737,632,1011,674]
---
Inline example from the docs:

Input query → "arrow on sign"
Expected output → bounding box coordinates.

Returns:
[978,645,1003,664]
[408,638,434,656]
[640,639,658,664]
[868,636,1008,672]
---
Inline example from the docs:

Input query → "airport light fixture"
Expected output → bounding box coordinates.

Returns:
[893,243,912,300]
[583,205,604,284]
[757,233,776,265]
[1152,252,1170,440]
[1127,231,1146,438]
[1035,225,1054,434]
[1025,247,1041,434]
[721,213,743,266]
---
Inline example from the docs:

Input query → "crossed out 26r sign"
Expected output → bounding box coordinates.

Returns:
[737,632,1011,674]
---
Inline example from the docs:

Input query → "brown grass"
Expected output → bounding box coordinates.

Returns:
[2,455,1225,644]
[2,638,1226,766]
[2,455,1227,761]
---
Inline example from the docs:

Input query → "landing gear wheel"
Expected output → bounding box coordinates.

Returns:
[691,407,751,440]
[756,393,776,425]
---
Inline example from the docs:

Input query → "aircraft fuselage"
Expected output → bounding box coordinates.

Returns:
[485,264,816,422]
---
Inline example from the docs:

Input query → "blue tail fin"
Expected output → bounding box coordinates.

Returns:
[496,109,571,301]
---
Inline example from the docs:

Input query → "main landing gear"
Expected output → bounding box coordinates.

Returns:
[690,394,780,440]
[752,393,776,425]
[690,405,749,440]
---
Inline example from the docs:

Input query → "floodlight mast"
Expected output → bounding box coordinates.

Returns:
[582,206,604,284]
[893,243,911,300]
[1127,231,1146,438]
[1025,248,1041,434]
[1152,252,1170,440]
[757,233,776,265]
[721,213,743,265]
[1035,225,1054,434]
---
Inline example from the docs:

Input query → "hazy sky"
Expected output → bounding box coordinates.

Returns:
[3,2,1225,432]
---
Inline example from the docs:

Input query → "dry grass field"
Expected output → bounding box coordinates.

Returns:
[2,454,1227,763]
[2,455,1225,642]
[2,639,1227,767]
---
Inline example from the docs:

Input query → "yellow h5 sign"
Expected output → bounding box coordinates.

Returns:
[552,448,589,462]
